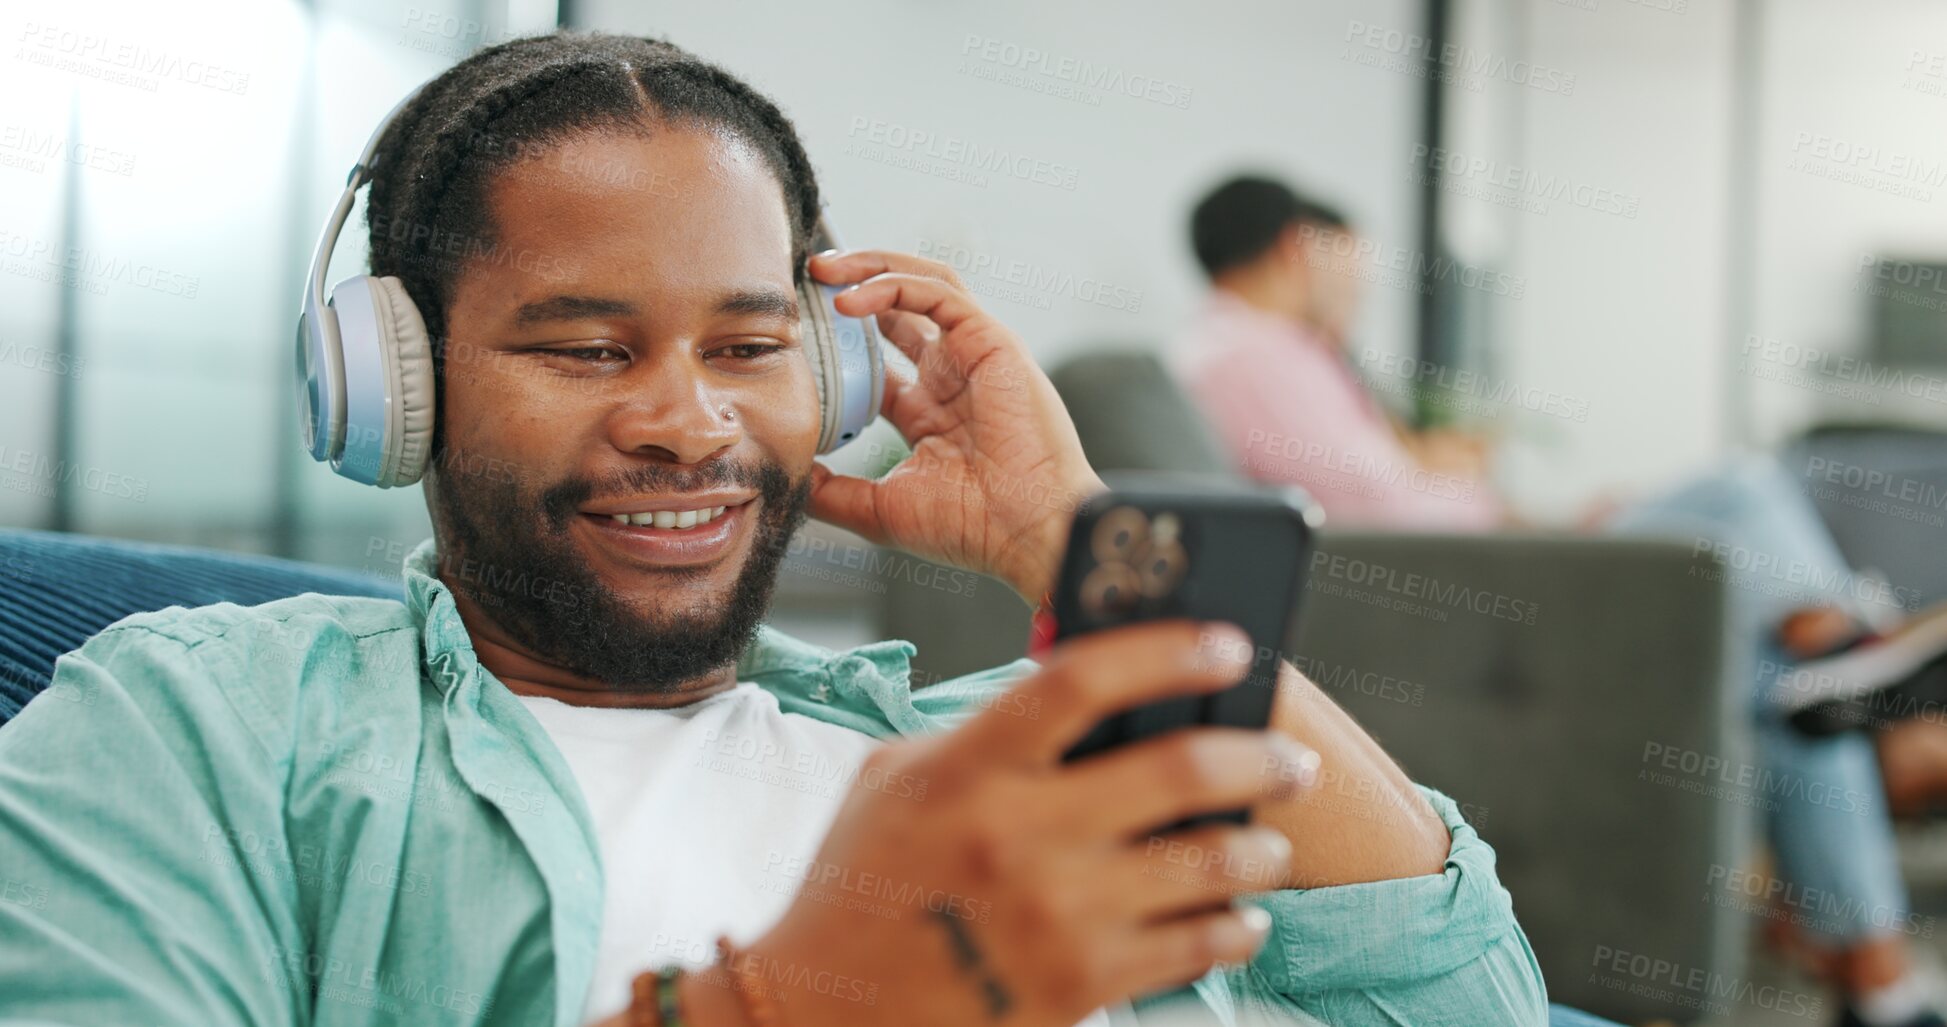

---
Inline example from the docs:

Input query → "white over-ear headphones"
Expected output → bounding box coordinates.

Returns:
[296,85,885,488]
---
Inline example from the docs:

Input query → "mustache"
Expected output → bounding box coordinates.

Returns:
[540,459,790,531]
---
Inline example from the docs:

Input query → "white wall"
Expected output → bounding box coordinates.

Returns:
[580,0,1756,519]
[1466,0,1947,519]
[13,0,1936,539]
[0,0,553,554]
[1744,0,1947,446]
[576,0,1428,465]
[1482,0,1741,518]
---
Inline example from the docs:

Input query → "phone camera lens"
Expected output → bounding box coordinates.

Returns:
[1134,539,1189,597]
[1081,562,1142,618]
[1093,506,1149,563]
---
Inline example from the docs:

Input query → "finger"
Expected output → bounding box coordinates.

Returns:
[875,308,942,352]
[1105,904,1274,999]
[1091,824,1293,919]
[841,272,1014,405]
[948,620,1254,766]
[806,462,888,544]
[1050,729,1319,842]
[876,355,920,422]
[801,358,927,539]
[810,248,965,290]
[831,272,988,347]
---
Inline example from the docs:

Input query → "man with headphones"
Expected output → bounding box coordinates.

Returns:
[0,32,1547,1027]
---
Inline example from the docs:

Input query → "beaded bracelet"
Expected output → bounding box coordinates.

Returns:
[627,965,686,1027]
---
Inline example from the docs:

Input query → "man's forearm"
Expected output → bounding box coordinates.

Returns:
[1256,659,1452,886]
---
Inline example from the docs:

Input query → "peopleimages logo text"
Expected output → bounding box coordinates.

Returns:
[1296,225,1525,298]
[1360,348,1589,422]
[15,22,251,95]
[1410,144,1639,219]
[958,34,1193,109]
[845,117,1080,191]
[1343,21,1576,94]
[1308,551,1540,625]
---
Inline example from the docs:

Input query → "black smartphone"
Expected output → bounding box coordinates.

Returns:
[1054,474,1322,826]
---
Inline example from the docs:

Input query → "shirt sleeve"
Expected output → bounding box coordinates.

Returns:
[1220,786,1551,1025]
[0,623,306,1026]
[1181,339,1503,533]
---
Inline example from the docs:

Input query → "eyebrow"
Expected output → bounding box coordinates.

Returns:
[714,288,799,322]
[513,295,636,326]
[511,289,800,326]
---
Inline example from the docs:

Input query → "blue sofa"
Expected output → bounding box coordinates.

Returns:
[0,527,1618,1026]
[0,528,399,721]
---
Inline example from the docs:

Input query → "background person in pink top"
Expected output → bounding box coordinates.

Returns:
[1170,180,1947,1027]
[1170,175,1506,530]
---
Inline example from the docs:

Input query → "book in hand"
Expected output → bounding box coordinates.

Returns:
[1777,601,1947,736]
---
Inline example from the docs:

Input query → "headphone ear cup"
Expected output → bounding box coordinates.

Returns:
[798,275,841,454]
[370,277,436,487]
[329,275,436,487]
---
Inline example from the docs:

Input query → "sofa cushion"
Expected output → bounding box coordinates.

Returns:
[1782,424,1947,607]
[0,529,400,723]
[1049,349,1238,477]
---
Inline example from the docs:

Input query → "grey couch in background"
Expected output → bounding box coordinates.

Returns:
[1782,422,1947,609]
[880,350,1751,1022]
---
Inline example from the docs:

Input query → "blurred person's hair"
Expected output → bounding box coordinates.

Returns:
[1188,174,1348,280]
[362,30,821,373]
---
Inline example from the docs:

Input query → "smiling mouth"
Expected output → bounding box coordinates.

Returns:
[596,504,732,530]
[575,497,756,570]
[578,492,756,530]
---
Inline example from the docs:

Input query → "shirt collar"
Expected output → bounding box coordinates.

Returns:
[403,537,470,697]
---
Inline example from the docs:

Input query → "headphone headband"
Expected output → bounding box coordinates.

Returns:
[305,85,424,329]
[297,85,425,464]
[296,79,883,486]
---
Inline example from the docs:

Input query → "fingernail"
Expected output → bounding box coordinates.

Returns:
[1198,622,1252,673]
[1255,827,1292,866]
[815,248,840,259]
[1271,735,1320,792]
[1215,903,1274,966]
[1292,748,1321,790]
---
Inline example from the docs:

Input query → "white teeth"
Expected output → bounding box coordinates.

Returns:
[611,504,733,528]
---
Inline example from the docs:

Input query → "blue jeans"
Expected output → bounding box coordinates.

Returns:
[1611,455,1911,945]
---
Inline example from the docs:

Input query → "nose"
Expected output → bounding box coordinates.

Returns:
[604,361,742,465]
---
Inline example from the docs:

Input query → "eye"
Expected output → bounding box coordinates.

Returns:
[561,346,625,363]
[712,342,788,362]
[533,344,626,365]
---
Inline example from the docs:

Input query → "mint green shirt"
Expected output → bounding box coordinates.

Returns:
[0,539,1547,1025]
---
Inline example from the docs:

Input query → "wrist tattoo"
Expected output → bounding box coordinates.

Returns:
[929,908,1013,1020]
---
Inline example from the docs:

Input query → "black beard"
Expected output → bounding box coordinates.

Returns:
[430,453,811,693]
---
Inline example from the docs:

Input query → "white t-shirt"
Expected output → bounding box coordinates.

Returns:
[519,683,1124,1026]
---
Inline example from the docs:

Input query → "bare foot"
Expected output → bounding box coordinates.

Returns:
[1780,606,1864,660]
[1876,718,1947,817]
[1836,933,1914,994]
